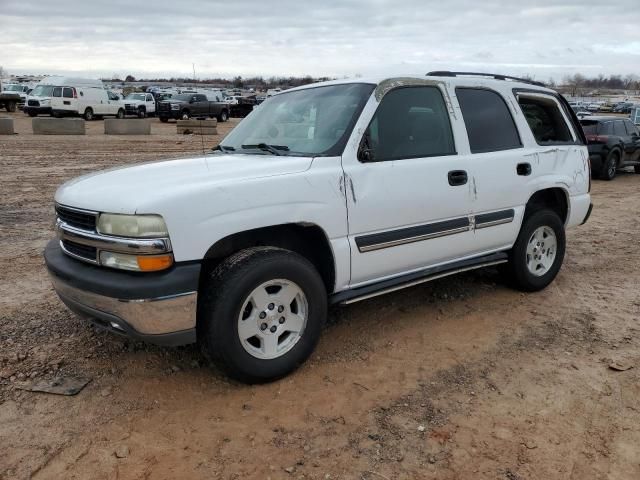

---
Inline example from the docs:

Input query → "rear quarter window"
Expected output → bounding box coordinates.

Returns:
[517,95,574,144]
[580,120,598,135]
[456,88,521,153]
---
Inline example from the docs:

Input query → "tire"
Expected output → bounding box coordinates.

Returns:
[27,111,37,117]
[159,117,169,123]
[217,110,229,122]
[181,110,190,120]
[634,165,640,174]
[198,247,327,383]
[83,108,94,121]
[137,108,146,119]
[503,209,566,292]
[600,150,619,181]
[7,101,16,112]
[116,108,125,119]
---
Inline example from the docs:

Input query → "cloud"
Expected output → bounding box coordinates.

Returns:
[1,0,638,81]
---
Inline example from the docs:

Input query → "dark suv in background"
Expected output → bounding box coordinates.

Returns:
[580,117,640,180]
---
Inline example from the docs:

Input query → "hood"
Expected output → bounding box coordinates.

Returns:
[55,153,313,214]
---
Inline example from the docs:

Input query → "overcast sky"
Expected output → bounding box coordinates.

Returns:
[1,0,639,81]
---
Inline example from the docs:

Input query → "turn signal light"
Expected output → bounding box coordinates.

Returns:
[137,254,174,272]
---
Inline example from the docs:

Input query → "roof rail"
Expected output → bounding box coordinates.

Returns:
[426,71,546,88]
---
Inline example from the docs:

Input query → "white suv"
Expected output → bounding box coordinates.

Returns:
[45,72,592,383]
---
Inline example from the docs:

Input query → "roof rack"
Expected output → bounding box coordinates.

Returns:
[426,71,546,88]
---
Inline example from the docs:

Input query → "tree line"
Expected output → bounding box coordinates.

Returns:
[104,74,332,89]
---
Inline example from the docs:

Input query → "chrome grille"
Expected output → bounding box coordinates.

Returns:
[61,239,98,262]
[55,205,97,231]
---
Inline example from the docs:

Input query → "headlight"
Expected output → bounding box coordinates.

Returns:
[100,251,174,272]
[171,104,180,110]
[40,98,51,105]
[97,214,168,238]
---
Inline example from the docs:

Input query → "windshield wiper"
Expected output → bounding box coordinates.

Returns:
[214,144,235,153]
[241,143,289,156]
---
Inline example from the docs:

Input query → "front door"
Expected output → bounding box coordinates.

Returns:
[341,85,476,286]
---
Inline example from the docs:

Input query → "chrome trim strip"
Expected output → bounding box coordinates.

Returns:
[55,203,99,217]
[358,225,470,253]
[340,259,507,305]
[475,216,514,230]
[50,274,197,335]
[59,239,99,265]
[56,219,172,255]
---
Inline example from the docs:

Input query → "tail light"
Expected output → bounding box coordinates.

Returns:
[586,134,608,144]
[72,88,78,99]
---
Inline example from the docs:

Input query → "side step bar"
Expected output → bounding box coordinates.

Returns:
[330,252,509,305]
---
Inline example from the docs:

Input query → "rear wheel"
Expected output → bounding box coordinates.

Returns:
[159,117,169,123]
[601,150,619,180]
[634,165,640,174]
[503,209,565,292]
[198,247,327,383]
[83,108,94,121]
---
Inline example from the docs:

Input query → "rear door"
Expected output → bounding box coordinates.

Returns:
[452,86,530,252]
[613,120,632,163]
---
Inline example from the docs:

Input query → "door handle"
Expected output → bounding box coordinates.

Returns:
[517,163,532,176]
[448,170,468,186]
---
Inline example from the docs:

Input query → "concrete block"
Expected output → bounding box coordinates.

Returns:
[32,118,85,135]
[104,119,151,135]
[177,119,218,135]
[0,117,14,135]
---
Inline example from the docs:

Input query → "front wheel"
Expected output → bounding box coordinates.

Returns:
[159,117,169,123]
[218,110,228,122]
[198,247,327,383]
[116,108,125,119]
[634,165,640,174]
[503,209,566,292]
[83,108,94,121]
[6,101,16,112]
[137,108,146,119]
[27,111,37,117]
[181,110,190,120]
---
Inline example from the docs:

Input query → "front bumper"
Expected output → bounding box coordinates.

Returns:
[44,240,200,346]
[24,106,52,115]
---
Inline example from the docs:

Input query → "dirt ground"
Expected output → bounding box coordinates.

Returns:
[1,111,639,480]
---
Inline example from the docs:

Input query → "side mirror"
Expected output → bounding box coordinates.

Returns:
[357,132,375,162]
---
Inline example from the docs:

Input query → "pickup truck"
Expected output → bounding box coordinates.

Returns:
[157,93,229,122]
[0,92,21,112]
[44,73,592,383]
[123,92,156,118]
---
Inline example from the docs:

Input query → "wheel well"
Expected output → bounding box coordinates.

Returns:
[200,223,336,293]
[525,188,568,223]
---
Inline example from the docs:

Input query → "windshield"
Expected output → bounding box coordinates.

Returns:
[125,93,146,101]
[220,83,375,157]
[580,120,599,135]
[31,85,54,97]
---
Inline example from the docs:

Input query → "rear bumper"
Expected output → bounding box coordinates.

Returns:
[44,240,200,346]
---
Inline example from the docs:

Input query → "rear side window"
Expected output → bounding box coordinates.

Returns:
[52,87,62,97]
[62,87,74,98]
[517,95,574,145]
[456,88,521,153]
[600,122,613,135]
[613,121,627,137]
[363,86,456,162]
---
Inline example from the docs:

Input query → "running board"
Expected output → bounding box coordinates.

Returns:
[330,252,508,305]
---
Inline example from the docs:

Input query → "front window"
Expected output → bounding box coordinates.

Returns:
[220,83,374,157]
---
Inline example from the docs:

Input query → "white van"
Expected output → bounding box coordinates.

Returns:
[43,77,125,120]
